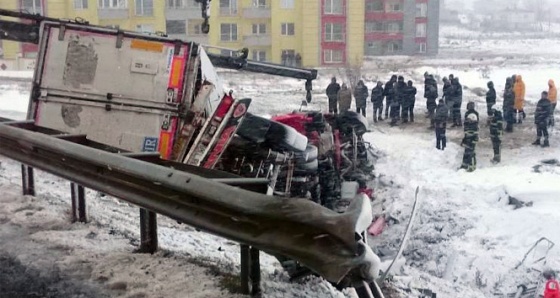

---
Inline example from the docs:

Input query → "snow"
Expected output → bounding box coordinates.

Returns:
[1,24,560,297]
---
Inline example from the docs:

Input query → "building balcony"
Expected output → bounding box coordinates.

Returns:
[98,8,129,20]
[365,11,404,21]
[365,32,404,41]
[219,7,239,16]
[242,7,271,19]
[243,34,271,46]
[165,8,201,20]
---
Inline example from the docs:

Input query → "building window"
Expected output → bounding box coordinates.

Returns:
[221,49,235,56]
[417,43,427,53]
[366,0,383,12]
[416,23,426,37]
[166,20,186,34]
[387,22,403,33]
[252,0,266,8]
[252,50,266,61]
[416,3,427,17]
[280,0,294,9]
[98,0,127,8]
[74,0,89,9]
[325,23,344,41]
[167,0,196,8]
[252,23,266,35]
[136,24,154,33]
[387,42,400,53]
[324,49,343,63]
[324,0,343,15]
[188,20,204,35]
[388,2,402,12]
[220,23,238,41]
[135,0,153,16]
[281,23,295,36]
[365,22,383,33]
[21,0,43,14]
[220,0,238,15]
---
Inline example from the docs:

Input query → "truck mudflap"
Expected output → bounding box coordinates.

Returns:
[184,95,251,167]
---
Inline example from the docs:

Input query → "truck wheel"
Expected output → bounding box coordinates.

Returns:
[266,121,308,152]
[294,144,318,163]
[295,158,318,173]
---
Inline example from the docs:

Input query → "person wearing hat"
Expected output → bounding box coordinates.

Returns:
[326,77,341,114]
[533,91,552,147]
[460,113,479,172]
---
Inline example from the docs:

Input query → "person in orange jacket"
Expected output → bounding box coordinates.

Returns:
[543,269,559,298]
[514,75,526,123]
[549,79,557,126]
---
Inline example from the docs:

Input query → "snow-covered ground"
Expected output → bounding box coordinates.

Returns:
[1,26,560,297]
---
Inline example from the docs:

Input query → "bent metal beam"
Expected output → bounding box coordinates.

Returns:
[0,121,379,286]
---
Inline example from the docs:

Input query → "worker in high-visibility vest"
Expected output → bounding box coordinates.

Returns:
[544,269,560,298]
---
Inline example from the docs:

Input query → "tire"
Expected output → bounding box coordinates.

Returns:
[236,113,270,143]
[266,120,308,152]
[337,111,369,136]
[295,158,318,173]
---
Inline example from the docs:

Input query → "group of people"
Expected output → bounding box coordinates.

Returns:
[326,76,419,126]
[325,72,557,173]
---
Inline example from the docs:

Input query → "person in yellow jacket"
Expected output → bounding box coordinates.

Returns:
[549,79,557,126]
[513,75,526,123]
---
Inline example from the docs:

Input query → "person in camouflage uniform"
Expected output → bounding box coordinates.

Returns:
[489,104,504,163]
[460,113,479,172]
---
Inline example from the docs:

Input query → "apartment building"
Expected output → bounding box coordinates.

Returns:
[1,0,165,60]
[209,0,439,67]
[165,0,208,45]
[1,0,440,67]
[364,0,439,56]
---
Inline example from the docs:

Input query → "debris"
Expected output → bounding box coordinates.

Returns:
[508,196,533,210]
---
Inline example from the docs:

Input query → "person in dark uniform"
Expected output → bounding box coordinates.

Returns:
[486,81,496,118]
[464,101,479,123]
[460,113,479,172]
[402,80,417,123]
[326,77,341,114]
[354,80,369,117]
[532,91,552,147]
[434,99,449,150]
[371,81,384,122]
[489,104,504,163]
[503,77,516,133]
[383,75,397,119]
[451,77,463,127]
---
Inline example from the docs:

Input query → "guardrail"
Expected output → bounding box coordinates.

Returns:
[0,117,384,298]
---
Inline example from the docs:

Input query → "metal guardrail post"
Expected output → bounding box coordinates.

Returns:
[21,165,35,196]
[138,208,158,253]
[240,244,250,294]
[250,246,261,296]
[70,183,87,223]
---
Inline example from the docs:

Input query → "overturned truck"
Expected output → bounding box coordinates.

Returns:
[0,8,383,297]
